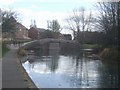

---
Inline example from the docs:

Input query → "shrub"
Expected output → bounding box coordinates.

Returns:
[17,48,26,57]
[100,48,120,61]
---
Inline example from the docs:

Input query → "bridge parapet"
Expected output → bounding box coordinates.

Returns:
[23,38,80,52]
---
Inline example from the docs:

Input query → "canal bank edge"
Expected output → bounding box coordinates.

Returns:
[15,50,38,88]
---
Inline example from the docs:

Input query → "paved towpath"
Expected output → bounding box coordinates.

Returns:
[2,47,28,88]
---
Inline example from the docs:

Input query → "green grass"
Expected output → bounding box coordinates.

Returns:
[2,46,10,57]
[0,45,10,58]
[0,45,1,58]
[83,44,101,49]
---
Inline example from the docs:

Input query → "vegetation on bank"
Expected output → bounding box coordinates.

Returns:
[93,2,120,61]
[83,44,101,49]
[0,45,1,58]
[100,48,120,61]
[17,48,27,57]
[2,45,10,57]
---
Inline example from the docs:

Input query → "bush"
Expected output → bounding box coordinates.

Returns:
[17,48,26,57]
[100,48,120,61]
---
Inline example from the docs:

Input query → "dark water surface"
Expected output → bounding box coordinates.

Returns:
[21,50,119,88]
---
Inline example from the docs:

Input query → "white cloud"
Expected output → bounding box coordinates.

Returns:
[30,5,39,9]
[0,0,17,5]
[0,0,98,5]
[15,7,74,35]
[15,7,69,29]
[29,0,98,3]
[0,0,117,7]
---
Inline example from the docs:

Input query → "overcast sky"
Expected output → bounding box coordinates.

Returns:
[0,0,101,34]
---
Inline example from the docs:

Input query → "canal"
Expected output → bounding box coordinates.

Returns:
[21,49,119,88]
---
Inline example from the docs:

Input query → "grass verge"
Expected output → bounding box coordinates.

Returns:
[2,45,10,57]
[83,44,101,49]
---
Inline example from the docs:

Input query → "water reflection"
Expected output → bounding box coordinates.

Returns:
[22,50,119,88]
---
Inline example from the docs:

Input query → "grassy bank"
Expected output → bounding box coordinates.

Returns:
[83,44,101,49]
[2,45,10,57]
[0,45,1,58]
[100,48,120,61]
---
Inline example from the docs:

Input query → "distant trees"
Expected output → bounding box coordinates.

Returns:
[47,20,61,32]
[95,2,120,48]
[47,20,61,38]
[78,31,104,44]
[66,7,93,43]
[41,30,53,38]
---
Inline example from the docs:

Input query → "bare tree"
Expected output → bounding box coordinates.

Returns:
[66,7,93,43]
[95,2,120,47]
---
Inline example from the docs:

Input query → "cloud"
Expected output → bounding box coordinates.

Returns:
[29,0,98,3]
[30,5,39,9]
[15,7,69,29]
[0,0,98,5]
[0,0,18,5]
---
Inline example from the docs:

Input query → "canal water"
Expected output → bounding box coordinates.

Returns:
[21,49,119,88]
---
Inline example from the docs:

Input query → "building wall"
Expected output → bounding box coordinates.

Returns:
[28,27,38,39]
[15,23,29,39]
[15,29,28,39]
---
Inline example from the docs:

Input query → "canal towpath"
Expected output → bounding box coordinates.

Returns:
[2,45,37,88]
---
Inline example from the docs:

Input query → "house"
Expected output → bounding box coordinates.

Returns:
[2,22,30,41]
[15,22,30,40]
[28,20,47,39]
[28,27,46,39]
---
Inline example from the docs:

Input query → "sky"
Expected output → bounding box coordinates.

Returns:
[0,0,102,34]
